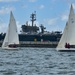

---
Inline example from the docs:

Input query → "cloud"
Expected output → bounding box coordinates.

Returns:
[0,0,19,2]
[59,3,75,21]
[43,18,61,32]
[65,0,75,3]
[28,0,37,2]
[0,6,15,14]
[0,21,21,33]
[21,5,28,8]
[39,5,44,9]
[61,15,68,21]
[44,18,58,26]
[60,3,75,22]
[0,22,8,33]
[16,21,21,33]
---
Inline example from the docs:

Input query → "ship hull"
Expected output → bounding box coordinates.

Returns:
[0,33,61,48]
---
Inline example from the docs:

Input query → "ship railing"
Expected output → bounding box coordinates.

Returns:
[0,41,58,44]
[20,41,58,44]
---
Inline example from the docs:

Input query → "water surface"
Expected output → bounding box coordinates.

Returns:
[0,47,75,75]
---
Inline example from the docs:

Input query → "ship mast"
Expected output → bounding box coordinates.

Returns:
[30,11,36,26]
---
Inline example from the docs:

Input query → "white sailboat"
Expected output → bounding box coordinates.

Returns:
[56,4,75,51]
[2,11,19,50]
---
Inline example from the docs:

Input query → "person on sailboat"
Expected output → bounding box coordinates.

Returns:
[8,43,17,48]
[65,43,70,48]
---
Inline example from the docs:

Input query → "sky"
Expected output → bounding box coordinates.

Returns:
[0,0,75,33]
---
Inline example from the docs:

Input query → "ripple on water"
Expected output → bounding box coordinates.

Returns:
[0,48,74,75]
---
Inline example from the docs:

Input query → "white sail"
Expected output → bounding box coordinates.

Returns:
[57,4,75,51]
[57,22,68,49]
[2,11,19,49]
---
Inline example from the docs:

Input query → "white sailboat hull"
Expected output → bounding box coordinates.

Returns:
[2,47,19,50]
[56,48,75,52]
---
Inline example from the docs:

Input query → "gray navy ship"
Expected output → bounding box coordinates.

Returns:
[19,11,62,42]
[0,12,62,47]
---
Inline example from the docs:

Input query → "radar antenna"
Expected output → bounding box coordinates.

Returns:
[30,11,36,26]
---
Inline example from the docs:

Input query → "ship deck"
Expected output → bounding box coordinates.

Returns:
[0,41,58,48]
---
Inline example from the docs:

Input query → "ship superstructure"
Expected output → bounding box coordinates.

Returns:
[21,11,39,34]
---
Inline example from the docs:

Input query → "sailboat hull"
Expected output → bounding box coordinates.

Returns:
[2,47,19,50]
[56,48,75,52]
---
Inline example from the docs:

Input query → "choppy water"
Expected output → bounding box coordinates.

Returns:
[0,47,75,75]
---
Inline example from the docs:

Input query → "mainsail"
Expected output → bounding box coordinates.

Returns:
[2,11,19,49]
